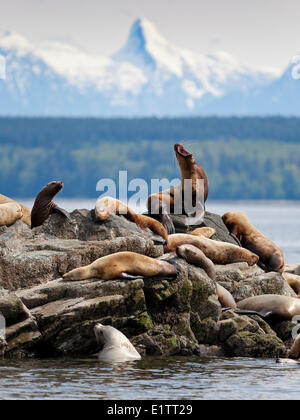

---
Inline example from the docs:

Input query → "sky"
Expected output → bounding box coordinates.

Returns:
[0,0,299,73]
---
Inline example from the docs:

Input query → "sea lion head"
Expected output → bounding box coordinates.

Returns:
[42,181,64,198]
[222,211,250,237]
[95,197,116,221]
[176,244,204,266]
[174,144,195,169]
[94,323,131,348]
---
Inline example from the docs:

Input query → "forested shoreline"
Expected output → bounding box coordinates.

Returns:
[0,117,299,199]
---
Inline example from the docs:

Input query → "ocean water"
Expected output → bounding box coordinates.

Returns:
[1,200,299,400]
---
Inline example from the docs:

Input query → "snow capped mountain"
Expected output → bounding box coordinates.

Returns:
[0,19,297,116]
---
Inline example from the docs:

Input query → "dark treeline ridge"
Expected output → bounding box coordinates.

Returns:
[0,116,300,147]
[0,117,300,199]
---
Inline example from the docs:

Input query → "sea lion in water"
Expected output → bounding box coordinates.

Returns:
[165,234,259,266]
[147,144,209,234]
[0,202,23,227]
[95,197,168,243]
[176,244,216,280]
[216,284,237,309]
[222,211,284,273]
[31,181,70,229]
[189,227,216,238]
[94,323,141,362]
[236,295,300,321]
[282,273,300,298]
[63,251,177,281]
[0,194,31,227]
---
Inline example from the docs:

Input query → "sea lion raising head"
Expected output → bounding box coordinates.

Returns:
[222,211,284,273]
[147,144,209,234]
[94,323,141,362]
[31,181,70,229]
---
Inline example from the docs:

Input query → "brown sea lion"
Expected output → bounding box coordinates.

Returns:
[147,144,209,234]
[176,244,216,280]
[216,284,237,309]
[236,295,300,321]
[165,234,259,266]
[63,251,177,281]
[31,181,70,229]
[188,227,216,238]
[282,273,300,298]
[288,334,300,360]
[0,194,31,227]
[0,202,23,227]
[95,197,168,243]
[222,211,284,273]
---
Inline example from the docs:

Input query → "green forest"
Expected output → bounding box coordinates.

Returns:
[0,117,300,199]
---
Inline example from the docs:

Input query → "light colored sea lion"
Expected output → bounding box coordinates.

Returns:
[147,144,209,234]
[63,251,177,281]
[236,295,300,321]
[94,323,141,362]
[176,244,216,280]
[282,273,300,298]
[95,197,168,242]
[165,234,259,266]
[31,181,70,229]
[188,227,216,238]
[0,202,23,227]
[222,211,284,273]
[0,194,31,227]
[216,284,237,309]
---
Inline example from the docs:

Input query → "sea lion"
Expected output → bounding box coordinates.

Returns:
[94,323,141,362]
[0,202,23,227]
[222,211,284,273]
[0,194,31,227]
[147,144,209,234]
[176,244,216,280]
[95,197,168,243]
[31,181,70,229]
[236,295,300,321]
[288,334,300,360]
[63,251,177,281]
[188,227,216,238]
[216,284,237,309]
[282,273,300,298]
[165,234,259,266]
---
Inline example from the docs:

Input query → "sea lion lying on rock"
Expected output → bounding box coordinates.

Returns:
[235,295,300,321]
[31,181,70,228]
[216,284,237,309]
[222,211,284,273]
[176,244,216,280]
[0,194,31,226]
[63,251,177,281]
[282,273,300,298]
[0,202,23,227]
[95,196,168,243]
[147,144,209,234]
[94,323,141,362]
[188,227,216,238]
[165,234,259,266]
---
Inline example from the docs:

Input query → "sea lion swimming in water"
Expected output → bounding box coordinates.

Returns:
[0,194,31,227]
[31,181,70,229]
[0,202,23,227]
[147,144,209,235]
[222,211,284,273]
[63,251,177,281]
[165,234,259,266]
[95,197,168,243]
[235,295,300,321]
[94,323,141,362]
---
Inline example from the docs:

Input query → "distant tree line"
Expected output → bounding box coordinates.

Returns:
[0,117,299,200]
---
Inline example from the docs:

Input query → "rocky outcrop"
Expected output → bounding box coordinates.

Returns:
[0,211,296,359]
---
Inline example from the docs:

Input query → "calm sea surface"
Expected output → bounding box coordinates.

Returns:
[1,200,299,400]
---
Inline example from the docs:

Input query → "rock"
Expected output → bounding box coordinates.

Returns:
[225,332,286,358]
[284,263,300,276]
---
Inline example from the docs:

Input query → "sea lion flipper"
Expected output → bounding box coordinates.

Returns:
[160,213,175,235]
[121,273,143,280]
[232,309,272,319]
[52,206,71,220]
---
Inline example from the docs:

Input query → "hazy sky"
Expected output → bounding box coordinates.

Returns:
[0,0,299,72]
